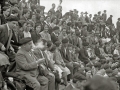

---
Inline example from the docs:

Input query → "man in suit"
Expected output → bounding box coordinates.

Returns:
[78,42,90,65]
[0,15,18,60]
[49,3,56,15]
[51,26,59,43]
[116,18,120,42]
[63,73,86,90]
[106,15,113,26]
[39,15,46,32]
[60,38,73,81]
[15,37,49,90]
[84,12,89,23]
[102,10,107,22]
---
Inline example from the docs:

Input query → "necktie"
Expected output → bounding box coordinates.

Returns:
[6,30,13,51]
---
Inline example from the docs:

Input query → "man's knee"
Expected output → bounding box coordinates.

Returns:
[38,76,49,85]
[47,73,55,82]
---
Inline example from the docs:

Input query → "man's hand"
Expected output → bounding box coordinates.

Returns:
[1,45,6,51]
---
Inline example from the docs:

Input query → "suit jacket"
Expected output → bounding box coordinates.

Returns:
[60,45,70,63]
[85,16,89,23]
[94,46,101,58]
[33,49,54,72]
[78,47,89,61]
[106,17,112,25]
[0,14,7,24]
[102,13,107,22]
[51,32,59,43]
[31,30,41,44]
[53,49,65,65]
[15,48,39,77]
[40,21,46,32]
[0,24,9,48]
[116,21,120,32]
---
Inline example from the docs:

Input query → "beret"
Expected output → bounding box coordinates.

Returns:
[6,15,19,21]
[19,37,32,45]
[82,42,89,46]
[53,26,59,31]
[62,38,68,43]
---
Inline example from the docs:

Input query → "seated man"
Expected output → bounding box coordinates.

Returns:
[60,38,74,81]
[33,39,55,90]
[78,42,90,65]
[15,37,48,90]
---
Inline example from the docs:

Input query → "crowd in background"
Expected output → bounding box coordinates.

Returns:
[0,0,120,90]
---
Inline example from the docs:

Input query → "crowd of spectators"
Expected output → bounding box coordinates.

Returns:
[0,0,120,90]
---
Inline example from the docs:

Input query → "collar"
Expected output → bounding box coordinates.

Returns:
[6,23,11,31]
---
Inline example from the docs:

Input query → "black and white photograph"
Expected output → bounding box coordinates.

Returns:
[0,0,120,90]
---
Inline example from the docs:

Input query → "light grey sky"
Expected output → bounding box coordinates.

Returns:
[40,0,120,27]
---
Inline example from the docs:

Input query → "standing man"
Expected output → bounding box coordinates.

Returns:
[49,3,56,15]
[102,10,107,22]
[106,15,113,26]
[116,18,120,42]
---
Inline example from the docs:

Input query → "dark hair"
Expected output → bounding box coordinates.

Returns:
[3,6,9,11]
[35,23,41,29]
[45,16,50,20]
[22,9,29,15]
[49,45,56,52]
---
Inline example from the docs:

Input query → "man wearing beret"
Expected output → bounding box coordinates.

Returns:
[15,37,49,90]
[0,15,18,61]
